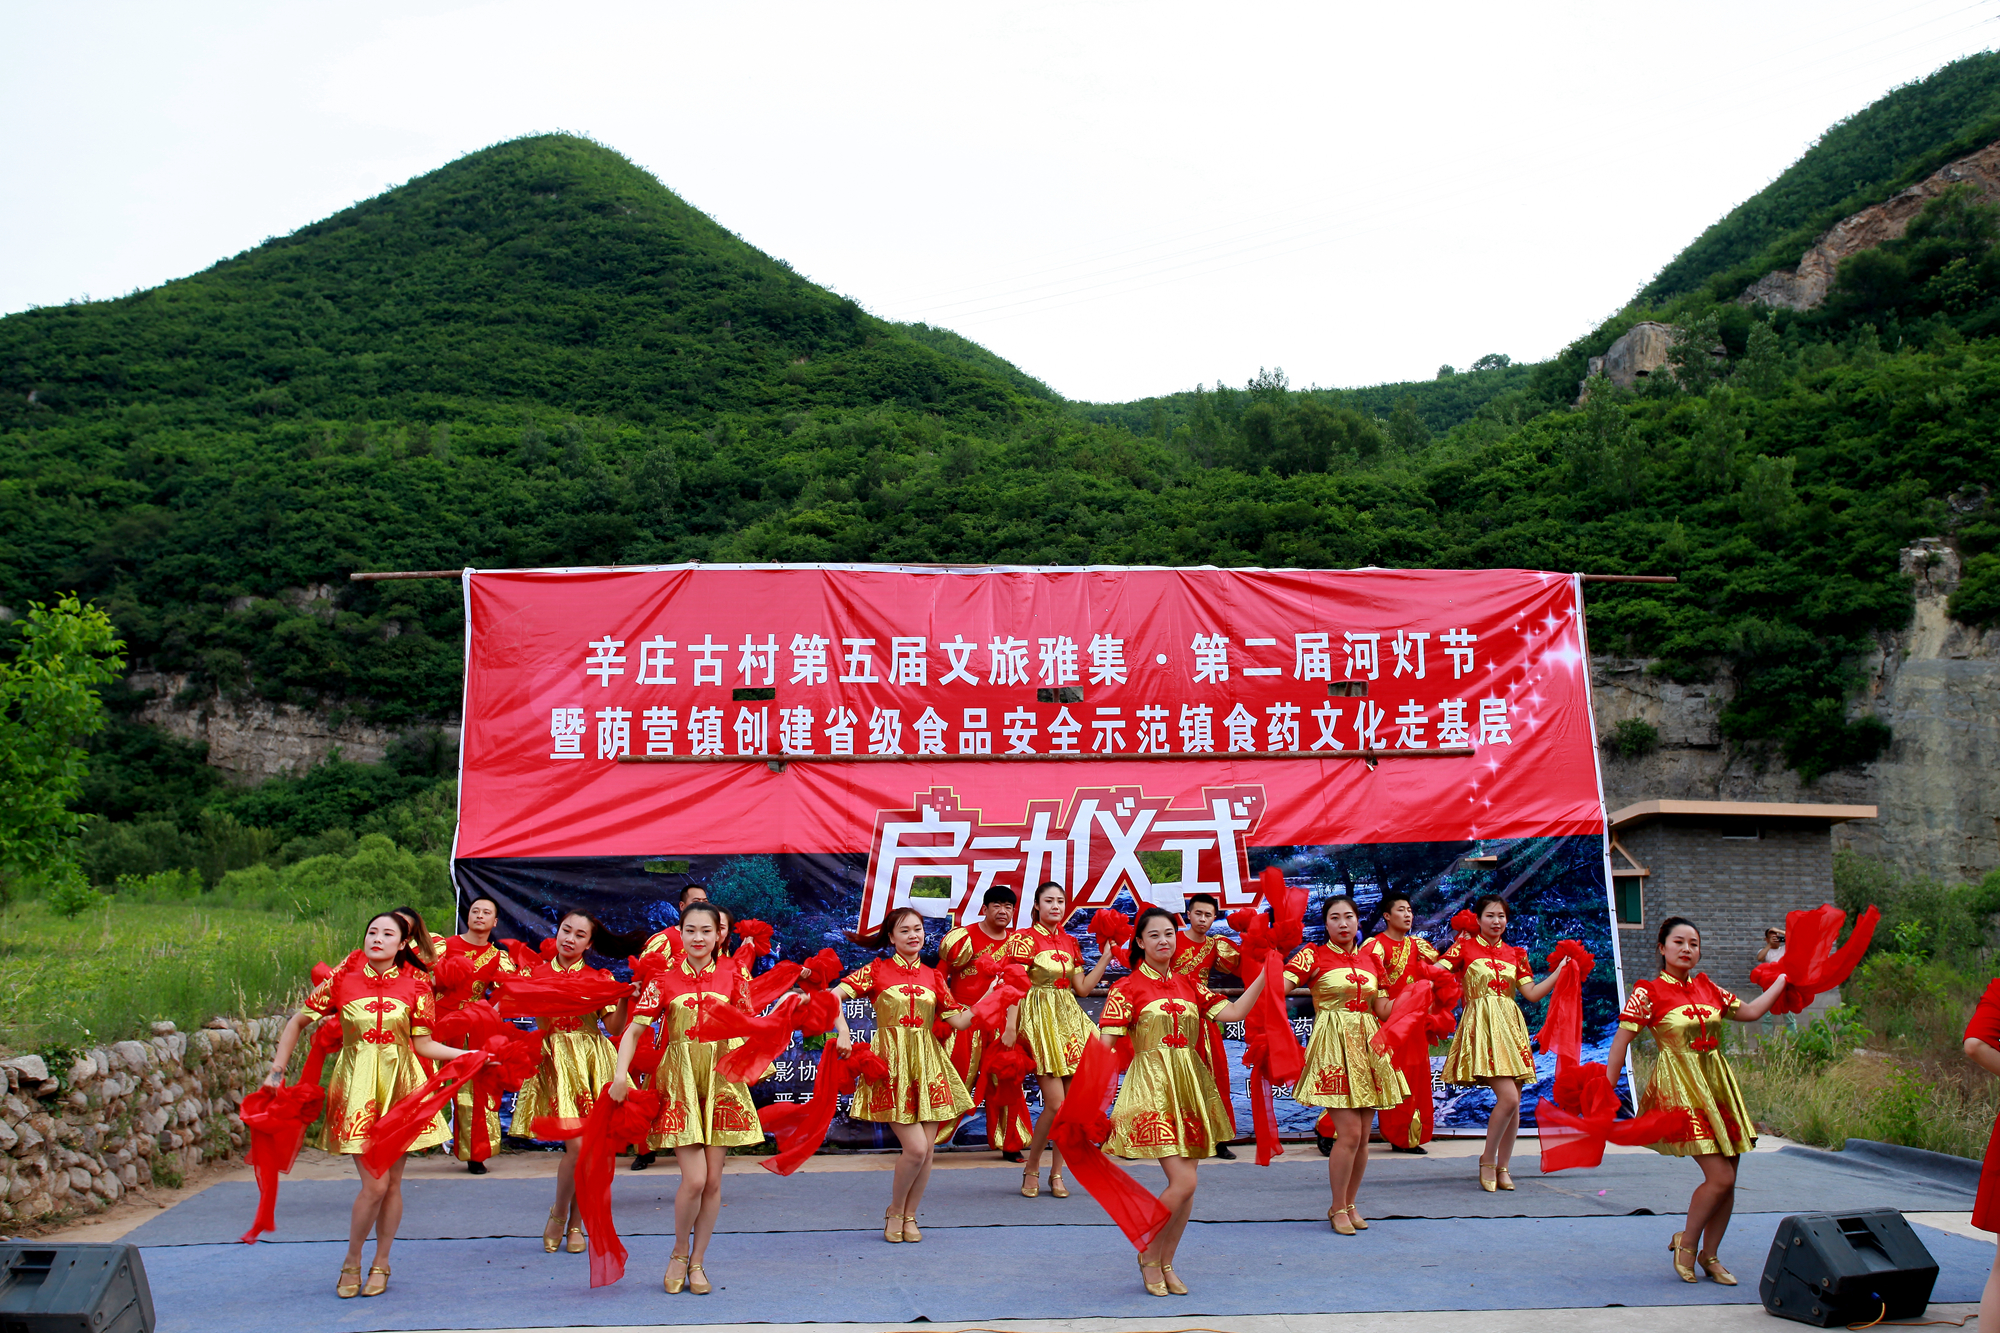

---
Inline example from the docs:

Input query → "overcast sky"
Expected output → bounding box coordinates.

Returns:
[5,1,1996,403]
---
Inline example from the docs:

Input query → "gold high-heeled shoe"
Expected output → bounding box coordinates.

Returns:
[686,1262,711,1295]
[565,1224,586,1255]
[901,1214,922,1243]
[1162,1263,1188,1295]
[1137,1253,1168,1297]
[336,1262,362,1298]
[1698,1253,1737,1285]
[1345,1204,1369,1230]
[1478,1163,1498,1192]
[1020,1165,1039,1198]
[883,1208,904,1243]
[542,1207,563,1253]
[664,1253,690,1294]
[1495,1166,1516,1191]
[1331,1206,1357,1236]
[360,1264,390,1298]
[1669,1231,1698,1283]
[1048,1168,1069,1199]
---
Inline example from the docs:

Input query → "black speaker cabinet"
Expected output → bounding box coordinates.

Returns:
[1759,1210,1939,1327]
[0,1242,154,1333]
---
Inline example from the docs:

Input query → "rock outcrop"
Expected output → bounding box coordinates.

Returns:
[126,669,460,781]
[1594,538,2000,882]
[1585,321,1678,390]
[0,1016,288,1227]
[1741,138,2000,311]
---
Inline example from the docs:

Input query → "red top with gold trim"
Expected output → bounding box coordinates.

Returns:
[628,953,762,1148]
[834,955,972,1124]
[1617,971,1755,1157]
[1439,936,1536,1083]
[1361,932,1440,988]
[632,953,755,1028]
[640,926,684,960]
[301,961,446,1154]
[1098,962,1233,1158]
[939,922,1015,1004]
[1171,929,1243,987]
[439,934,516,1009]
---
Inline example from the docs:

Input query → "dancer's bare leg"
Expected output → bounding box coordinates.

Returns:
[1023,1072,1067,1172]
[1144,1155,1200,1268]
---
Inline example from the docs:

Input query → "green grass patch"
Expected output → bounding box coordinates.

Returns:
[0,897,374,1053]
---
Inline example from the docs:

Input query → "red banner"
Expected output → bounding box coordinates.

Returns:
[456,566,1603,926]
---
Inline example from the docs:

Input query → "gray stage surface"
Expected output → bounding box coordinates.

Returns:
[129,1143,1974,1246]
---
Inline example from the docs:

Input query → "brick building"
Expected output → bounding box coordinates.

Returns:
[1608,799,1877,992]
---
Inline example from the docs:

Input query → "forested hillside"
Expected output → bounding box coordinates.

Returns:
[1641,51,2000,303]
[4,54,2000,876]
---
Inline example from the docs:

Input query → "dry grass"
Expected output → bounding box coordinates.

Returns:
[1725,957,2000,1161]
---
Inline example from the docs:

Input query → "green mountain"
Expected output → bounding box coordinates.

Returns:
[7,63,2000,867]
[1641,52,2000,304]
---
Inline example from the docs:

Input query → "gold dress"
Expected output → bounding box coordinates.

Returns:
[1285,945,1407,1109]
[1619,972,1757,1157]
[633,955,763,1149]
[508,957,620,1140]
[302,961,449,1154]
[1440,938,1537,1083]
[1100,963,1233,1159]
[1007,922,1100,1077]
[440,934,516,1161]
[835,955,974,1124]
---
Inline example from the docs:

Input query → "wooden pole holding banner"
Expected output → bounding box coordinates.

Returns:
[352,569,1679,583]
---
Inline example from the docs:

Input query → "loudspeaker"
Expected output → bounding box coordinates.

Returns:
[1759,1210,1938,1327]
[0,1243,153,1333]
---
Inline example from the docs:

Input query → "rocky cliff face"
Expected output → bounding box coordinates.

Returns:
[127,669,460,781]
[1594,540,2000,882]
[1741,138,2000,311]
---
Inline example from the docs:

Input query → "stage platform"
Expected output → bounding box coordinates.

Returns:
[125,1145,1991,1332]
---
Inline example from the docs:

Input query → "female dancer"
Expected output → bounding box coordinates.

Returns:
[1099,907,1268,1296]
[1286,895,1405,1234]
[1012,880,1117,1198]
[1605,917,1790,1283]
[509,912,629,1255]
[263,912,479,1297]
[832,906,976,1243]
[440,896,517,1174]
[1439,894,1568,1191]
[608,901,758,1293]
[1962,978,2000,1328]
[392,905,442,969]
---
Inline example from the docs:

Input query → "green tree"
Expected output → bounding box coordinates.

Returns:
[1388,396,1431,452]
[0,597,125,880]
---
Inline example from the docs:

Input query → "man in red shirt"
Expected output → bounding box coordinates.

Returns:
[936,886,1028,1158]
[1360,891,1441,1154]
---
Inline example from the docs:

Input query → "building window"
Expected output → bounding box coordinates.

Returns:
[1718,818,1760,840]
[1614,876,1643,925]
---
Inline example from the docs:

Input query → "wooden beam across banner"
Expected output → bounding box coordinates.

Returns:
[350,568,1678,583]
[617,747,1475,765]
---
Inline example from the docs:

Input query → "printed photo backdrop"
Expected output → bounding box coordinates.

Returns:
[451,564,1624,1144]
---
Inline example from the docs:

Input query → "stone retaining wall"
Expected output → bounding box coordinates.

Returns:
[0,1013,290,1227]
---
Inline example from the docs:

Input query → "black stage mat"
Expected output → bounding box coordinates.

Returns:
[126,1143,1975,1247]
